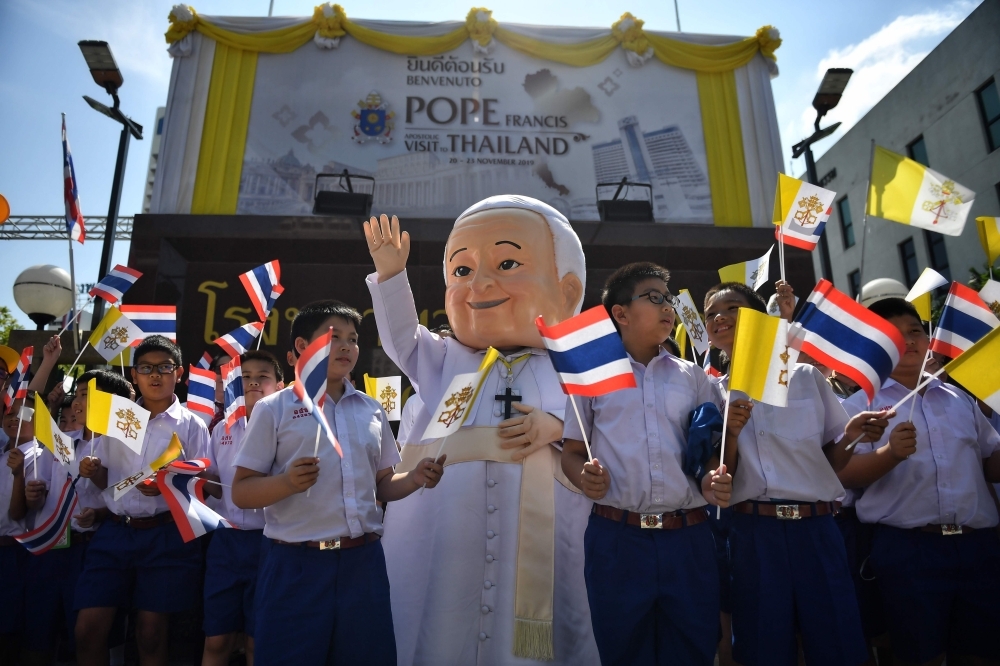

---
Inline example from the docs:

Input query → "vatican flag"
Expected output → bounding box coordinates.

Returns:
[904,267,948,322]
[980,280,1000,320]
[88,307,143,362]
[364,374,402,421]
[422,347,499,441]
[944,326,1000,412]
[718,246,773,292]
[673,289,709,356]
[33,392,74,470]
[977,217,1000,265]
[868,146,975,236]
[728,308,798,407]
[111,433,183,501]
[87,378,150,455]
[772,173,836,250]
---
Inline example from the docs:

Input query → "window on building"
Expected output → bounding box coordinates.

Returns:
[924,231,952,284]
[977,79,1000,153]
[848,270,861,299]
[838,197,855,248]
[907,136,929,166]
[899,238,919,287]
[157,116,164,135]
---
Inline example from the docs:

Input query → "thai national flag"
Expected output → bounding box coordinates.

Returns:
[215,322,264,358]
[789,279,905,402]
[186,366,216,418]
[221,357,246,434]
[239,260,283,322]
[195,351,213,371]
[119,305,176,342]
[62,116,85,245]
[535,306,637,397]
[156,467,233,543]
[89,265,142,305]
[703,349,722,378]
[292,328,342,457]
[15,473,78,555]
[4,346,33,410]
[930,282,1000,359]
[165,458,211,474]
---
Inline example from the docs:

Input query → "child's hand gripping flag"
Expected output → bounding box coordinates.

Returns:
[718,246,773,292]
[421,348,500,441]
[3,346,32,410]
[222,357,246,434]
[88,307,144,361]
[156,458,233,543]
[88,265,142,304]
[364,374,402,421]
[33,392,75,470]
[904,268,949,322]
[788,279,905,402]
[86,378,151,455]
[773,173,836,250]
[944,326,1000,412]
[239,260,283,322]
[215,322,265,358]
[729,309,799,408]
[15,471,78,555]
[109,432,182,501]
[292,328,342,457]
[930,282,1000,358]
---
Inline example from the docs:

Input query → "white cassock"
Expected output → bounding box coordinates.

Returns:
[368,271,599,666]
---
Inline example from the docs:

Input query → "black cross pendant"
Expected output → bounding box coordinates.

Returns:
[495,387,522,420]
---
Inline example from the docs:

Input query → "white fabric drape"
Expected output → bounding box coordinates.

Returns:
[736,53,785,227]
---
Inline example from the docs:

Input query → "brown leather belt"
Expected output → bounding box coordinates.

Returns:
[733,500,836,519]
[109,512,174,529]
[272,533,380,550]
[0,536,17,547]
[71,531,96,544]
[917,523,975,536]
[593,504,709,530]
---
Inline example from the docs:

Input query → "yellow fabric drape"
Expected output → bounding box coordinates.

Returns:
[494,28,618,67]
[697,70,752,227]
[191,43,257,214]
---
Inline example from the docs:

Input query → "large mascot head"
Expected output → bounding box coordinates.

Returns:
[444,195,586,351]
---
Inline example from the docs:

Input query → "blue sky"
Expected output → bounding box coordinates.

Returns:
[0,0,980,324]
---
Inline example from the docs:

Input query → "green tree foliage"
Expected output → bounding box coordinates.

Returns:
[0,306,21,346]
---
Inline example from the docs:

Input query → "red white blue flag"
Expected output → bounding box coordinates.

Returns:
[119,305,177,342]
[221,357,246,434]
[186,365,216,418]
[89,265,142,305]
[15,473,78,555]
[4,346,33,410]
[239,260,283,322]
[703,350,722,378]
[930,282,1000,358]
[292,328,342,457]
[62,116,85,245]
[195,351,213,371]
[156,464,232,543]
[215,322,264,358]
[535,306,637,397]
[789,279,905,402]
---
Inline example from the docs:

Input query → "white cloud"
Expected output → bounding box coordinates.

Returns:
[780,1,976,169]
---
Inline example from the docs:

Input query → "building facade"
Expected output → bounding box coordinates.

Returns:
[142,107,166,214]
[813,0,1000,298]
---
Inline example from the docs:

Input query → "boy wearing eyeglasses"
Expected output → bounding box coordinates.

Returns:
[75,335,210,666]
[561,262,732,666]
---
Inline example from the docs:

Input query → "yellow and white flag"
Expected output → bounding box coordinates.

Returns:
[728,308,799,407]
[422,347,499,441]
[88,307,144,362]
[111,433,182,501]
[904,267,949,322]
[673,289,709,357]
[718,246,772,292]
[364,374,402,421]
[977,217,1000,265]
[980,280,1000,320]
[868,146,975,236]
[944,326,1000,412]
[87,378,150,455]
[674,323,688,360]
[33,392,75,470]
[772,173,836,250]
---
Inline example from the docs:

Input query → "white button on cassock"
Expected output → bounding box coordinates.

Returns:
[487,505,496,513]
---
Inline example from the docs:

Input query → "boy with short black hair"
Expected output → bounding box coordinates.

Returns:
[839,297,1000,665]
[232,300,445,665]
[201,349,284,666]
[75,335,210,666]
[562,262,732,665]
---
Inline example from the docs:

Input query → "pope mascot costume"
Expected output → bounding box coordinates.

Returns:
[365,195,600,665]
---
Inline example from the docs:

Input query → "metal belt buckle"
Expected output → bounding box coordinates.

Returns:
[775,505,801,520]
[123,515,132,525]
[640,514,664,529]
[319,538,341,550]
[941,524,962,536]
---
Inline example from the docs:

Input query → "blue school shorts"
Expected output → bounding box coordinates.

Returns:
[870,524,1000,663]
[23,535,90,651]
[834,507,885,639]
[253,537,395,666]
[584,510,720,666]
[729,508,867,666]
[74,518,202,613]
[203,528,265,637]
[0,542,27,634]
[707,505,733,614]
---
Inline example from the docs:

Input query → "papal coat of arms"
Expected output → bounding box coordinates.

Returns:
[351,91,395,144]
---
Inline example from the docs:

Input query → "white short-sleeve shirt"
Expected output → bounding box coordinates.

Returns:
[207,418,264,530]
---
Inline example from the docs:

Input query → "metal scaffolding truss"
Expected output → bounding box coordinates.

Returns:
[0,216,134,240]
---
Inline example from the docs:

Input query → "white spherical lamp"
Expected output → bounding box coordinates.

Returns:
[13,265,74,329]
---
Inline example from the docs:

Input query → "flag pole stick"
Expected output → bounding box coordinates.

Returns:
[778,226,786,283]
[844,367,946,451]
[66,342,90,377]
[118,351,125,378]
[568,394,593,462]
[856,139,877,300]
[57,296,93,338]
[307,423,321,498]
[716,390,732,519]
[909,319,935,422]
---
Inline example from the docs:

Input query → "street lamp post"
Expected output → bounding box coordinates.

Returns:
[78,41,143,325]
[792,67,853,282]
